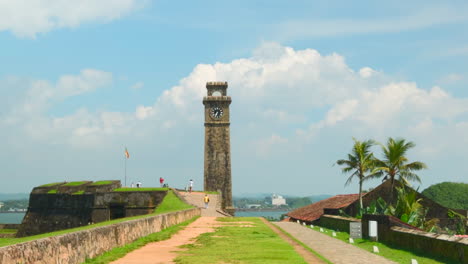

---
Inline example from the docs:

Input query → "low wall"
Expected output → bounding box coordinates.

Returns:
[0,224,20,229]
[318,214,360,233]
[0,208,200,264]
[362,214,468,264]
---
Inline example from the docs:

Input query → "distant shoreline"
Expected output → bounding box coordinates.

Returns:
[0,211,26,214]
[235,208,289,212]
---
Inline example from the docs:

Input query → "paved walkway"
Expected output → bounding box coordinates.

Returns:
[177,191,226,217]
[274,222,397,264]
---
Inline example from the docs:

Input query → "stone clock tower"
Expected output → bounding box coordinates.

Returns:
[203,81,234,215]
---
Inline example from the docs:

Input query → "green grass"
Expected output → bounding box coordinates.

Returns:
[0,190,194,247]
[310,225,458,264]
[174,217,310,264]
[113,187,168,192]
[90,181,114,186]
[47,189,57,194]
[63,181,89,186]
[0,229,17,234]
[154,190,193,214]
[72,190,85,195]
[83,216,198,264]
[39,182,64,187]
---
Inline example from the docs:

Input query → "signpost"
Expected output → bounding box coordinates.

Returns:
[349,222,362,239]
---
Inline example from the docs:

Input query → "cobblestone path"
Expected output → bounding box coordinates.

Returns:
[274,222,397,264]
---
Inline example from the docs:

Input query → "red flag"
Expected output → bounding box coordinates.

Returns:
[124,148,130,159]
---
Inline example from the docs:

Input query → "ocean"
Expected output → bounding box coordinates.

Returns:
[235,211,288,219]
[0,213,25,224]
[0,211,288,224]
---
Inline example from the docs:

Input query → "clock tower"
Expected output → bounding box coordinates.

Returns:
[203,81,234,215]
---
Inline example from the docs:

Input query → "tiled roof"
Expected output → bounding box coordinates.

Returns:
[287,194,360,222]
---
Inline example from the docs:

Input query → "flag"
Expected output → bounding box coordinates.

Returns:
[124,148,130,159]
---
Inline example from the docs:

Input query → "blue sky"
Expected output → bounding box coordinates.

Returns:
[1,0,467,196]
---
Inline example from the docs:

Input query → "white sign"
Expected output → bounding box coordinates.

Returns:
[320,228,324,232]
[310,224,314,228]
[332,232,337,237]
[411,259,418,264]
[349,238,354,243]
[369,220,378,238]
[373,246,379,253]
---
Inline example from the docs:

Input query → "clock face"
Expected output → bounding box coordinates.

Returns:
[210,106,224,119]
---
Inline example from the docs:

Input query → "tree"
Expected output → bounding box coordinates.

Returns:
[422,182,468,210]
[373,137,427,202]
[336,138,379,210]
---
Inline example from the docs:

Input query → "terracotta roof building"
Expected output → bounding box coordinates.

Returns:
[287,194,360,223]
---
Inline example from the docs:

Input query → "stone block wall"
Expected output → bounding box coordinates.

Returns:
[0,208,200,264]
[388,227,468,264]
[318,214,360,233]
[0,224,20,229]
[362,214,467,263]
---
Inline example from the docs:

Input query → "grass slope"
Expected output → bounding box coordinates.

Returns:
[310,225,458,264]
[175,217,309,264]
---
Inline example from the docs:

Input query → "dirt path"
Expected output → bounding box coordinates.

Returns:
[110,217,219,264]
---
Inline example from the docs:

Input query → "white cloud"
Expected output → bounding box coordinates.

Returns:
[359,67,377,78]
[0,0,146,38]
[3,43,468,194]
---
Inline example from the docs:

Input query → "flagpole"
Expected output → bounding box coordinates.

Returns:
[125,154,127,187]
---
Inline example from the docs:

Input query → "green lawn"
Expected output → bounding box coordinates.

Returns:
[154,190,193,214]
[0,189,194,247]
[310,225,458,264]
[174,217,312,264]
[83,217,198,264]
[90,181,114,186]
[63,181,89,186]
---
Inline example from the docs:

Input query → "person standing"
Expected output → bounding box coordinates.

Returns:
[159,177,164,187]
[189,179,194,193]
[203,194,210,209]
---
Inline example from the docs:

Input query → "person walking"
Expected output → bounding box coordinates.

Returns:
[159,177,164,187]
[189,179,194,193]
[203,194,210,209]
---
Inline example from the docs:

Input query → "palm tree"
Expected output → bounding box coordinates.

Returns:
[336,138,379,210]
[373,137,427,202]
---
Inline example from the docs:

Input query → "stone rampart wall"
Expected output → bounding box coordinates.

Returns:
[0,224,20,229]
[362,214,468,264]
[0,208,200,264]
[318,214,360,233]
[388,226,468,264]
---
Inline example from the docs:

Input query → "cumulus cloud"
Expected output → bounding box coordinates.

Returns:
[0,0,146,38]
[3,42,468,193]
